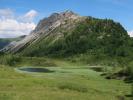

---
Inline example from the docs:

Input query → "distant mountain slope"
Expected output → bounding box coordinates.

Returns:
[3,11,132,57]
[0,35,26,49]
[0,39,11,49]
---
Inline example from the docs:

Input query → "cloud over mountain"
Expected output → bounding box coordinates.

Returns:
[0,8,37,38]
[19,10,38,22]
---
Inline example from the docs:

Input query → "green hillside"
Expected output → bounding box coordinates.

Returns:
[21,17,132,58]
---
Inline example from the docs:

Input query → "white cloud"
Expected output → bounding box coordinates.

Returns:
[0,9,37,38]
[0,19,36,38]
[0,8,14,19]
[128,30,133,37]
[19,10,38,22]
[0,19,35,31]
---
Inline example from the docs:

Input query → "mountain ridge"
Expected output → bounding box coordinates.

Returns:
[2,11,131,57]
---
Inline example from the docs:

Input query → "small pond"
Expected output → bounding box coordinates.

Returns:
[18,67,54,73]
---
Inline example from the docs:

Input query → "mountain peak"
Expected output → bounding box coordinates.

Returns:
[61,10,78,17]
[62,10,77,15]
[34,10,80,33]
[49,10,78,18]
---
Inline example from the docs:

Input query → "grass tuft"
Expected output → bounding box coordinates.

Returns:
[58,82,88,93]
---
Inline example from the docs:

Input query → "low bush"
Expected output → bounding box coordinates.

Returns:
[0,54,21,66]
[125,62,133,80]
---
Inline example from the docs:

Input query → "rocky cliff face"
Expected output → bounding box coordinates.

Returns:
[2,10,81,53]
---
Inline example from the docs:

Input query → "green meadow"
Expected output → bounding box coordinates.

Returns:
[0,57,131,100]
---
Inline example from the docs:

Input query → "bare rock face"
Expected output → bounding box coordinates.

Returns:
[33,10,79,34]
[2,10,80,53]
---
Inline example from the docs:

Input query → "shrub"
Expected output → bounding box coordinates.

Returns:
[126,62,133,80]
[0,54,21,66]
[131,84,133,96]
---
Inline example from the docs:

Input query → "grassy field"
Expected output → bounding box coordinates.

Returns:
[0,57,132,100]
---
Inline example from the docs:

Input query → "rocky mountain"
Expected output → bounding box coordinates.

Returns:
[2,10,81,53]
[2,10,131,57]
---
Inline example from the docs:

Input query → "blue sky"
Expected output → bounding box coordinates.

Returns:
[0,0,133,38]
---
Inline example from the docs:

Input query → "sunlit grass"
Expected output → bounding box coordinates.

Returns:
[0,58,131,100]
